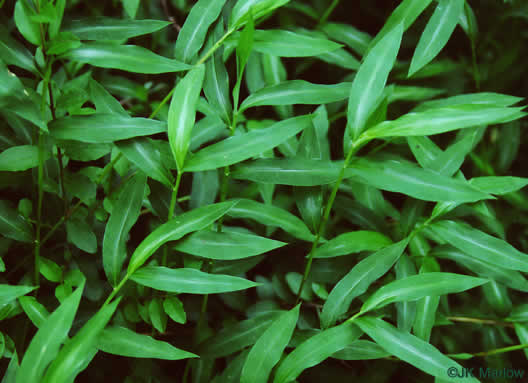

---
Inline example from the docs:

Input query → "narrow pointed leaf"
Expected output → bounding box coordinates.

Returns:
[414,92,523,112]
[348,23,403,140]
[0,285,37,309]
[313,231,392,259]
[409,0,465,76]
[428,220,528,272]
[360,272,488,314]
[130,265,259,294]
[50,114,166,143]
[18,296,50,328]
[89,78,128,116]
[251,29,343,57]
[273,322,362,383]
[354,316,479,383]
[127,200,239,274]
[103,172,146,286]
[174,0,227,63]
[231,158,342,186]
[229,0,290,30]
[345,157,491,202]
[239,80,351,112]
[0,200,33,243]
[241,305,300,383]
[64,17,170,40]
[320,22,372,56]
[41,298,120,383]
[366,105,526,138]
[225,199,315,242]
[0,24,36,73]
[173,230,286,260]
[184,114,312,172]
[63,43,191,73]
[97,326,197,359]
[469,176,528,195]
[321,239,408,329]
[168,64,206,171]
[16,283,84,383]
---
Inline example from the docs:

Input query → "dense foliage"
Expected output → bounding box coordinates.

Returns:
[1,0,528,382]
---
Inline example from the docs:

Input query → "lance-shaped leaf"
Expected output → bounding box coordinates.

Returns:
[320,22,372,56]
[360,272,488,314]
[168,64,205,171]
[41,298,120,383]
[127,200,239,274]
[0,284,37,309]
[366,105,526,139]
[231,158,342,186]
[63,43,191,73]
[239,80,351,112]
[16,282,84,383]
[469,176,528,195]
[229,0,290,30]
[428,220,528,272]
[184,114,312,172]
[0,200,33,243]
[414,92,523,112]
[241,305,300,383]
[18,296,50,329]
[173,230,286,260]
[347,23,403,140]
[115,138,174,187]
[320,239,408,329]
[97,326,197,359]
[64,17,170,40]
[130,266,259,294]
[332,340,390,360]
[89,78,128,116]
[103,172,146,286]
[0,24,37,73]
[409,0,465,76]
[313,231,392,259]
[199,312,282,358]
[249,29,343,58]
[225,199,315,242]
[50,114,166,143]
[354,316,480,383]
[174,0,227,63]
[345,157,491,203]
[273,322,362,383]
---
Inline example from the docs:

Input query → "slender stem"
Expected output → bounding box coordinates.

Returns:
[472,343,528,357]
[470,38,480,91]
[163,172,182,266]
[295,137,367,304]
[317,0,340,27]
[446,316,514,328]
[149,88,174,120]
[195,28,235,66]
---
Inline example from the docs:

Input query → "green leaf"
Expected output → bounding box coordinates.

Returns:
[174,0,227,63]
[313,231,393,259]
[64,17,170,40]
[63,43,191,73]
[332,340,390,360]
[115,138,174,187]
[229,0,290,30]
[273,322,362,383]
[163,296,186,324]
[413,92,523,112]
[320,22,372,56]
[428,220,528,273]
[250,29,343,57]
[360,272,488,314]
[97,326,196,359]
[127,200,239,274]
[89,78,128,116]
[0,145,44,172]
[366,105,526,139]
[14,0,41,46]
[39,257,63,283]
[49,114,166,143]
[354,316,479,383]
[0,284,36,309]
[233,11,255,109]
[345,156,491,203]
[122,0,139,18]
[0,24,37,73]
[225,199,315,242]
[173,230,285,260]
[0,200,33,243]
[241,305,300,383]
[409,0,465,76]
[184,114,312,172]
[49,0,66,39]
[66,216,97,253]
[103,172,146,286]
[469,176,528,195]
[239,80,351,113]
[41,298,120,383]
[320,239,408,329]
[231,158,342,186]
[18,296,50,329]
[130,266,259,294]
[199,312,282,358]
[347,23,403,140]
[168,65,205,171]
[16,283,84,383]
[432,244,528,292]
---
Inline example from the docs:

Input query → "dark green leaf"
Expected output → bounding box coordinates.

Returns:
[64,17,170,40]
[313,231,392,259]
[0,200,33,243]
